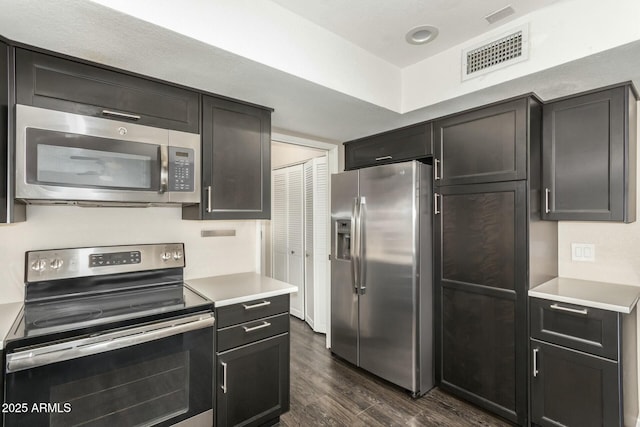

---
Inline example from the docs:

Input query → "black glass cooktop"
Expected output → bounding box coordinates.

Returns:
[9,284,211,340]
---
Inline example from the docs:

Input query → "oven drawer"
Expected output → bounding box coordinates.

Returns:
[217,313,289,352]
[216,295,289,328]
[530,298,619,359]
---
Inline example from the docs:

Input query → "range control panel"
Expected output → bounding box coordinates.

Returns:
[89,251,141,267]
[168,147,195,192]
[26,243,185,283]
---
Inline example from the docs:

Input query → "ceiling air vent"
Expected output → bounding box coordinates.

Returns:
[462,24,529,80]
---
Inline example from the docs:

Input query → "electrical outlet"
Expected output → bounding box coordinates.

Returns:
[571,243,595,262]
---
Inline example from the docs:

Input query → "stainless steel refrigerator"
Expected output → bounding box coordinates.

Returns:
[330,160,433,396]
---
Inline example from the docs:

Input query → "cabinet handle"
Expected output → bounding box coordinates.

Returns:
[206,186,212,213]
[544,188,551,214]
[532,348,539,377]
[549,303,588,315]
[375,156,393,161]
[242,321,271,333]
[434,158,441,181]
[434,193,441,215]
[221,361,228,394]
[242,301,271,310]
[101,109,141,121]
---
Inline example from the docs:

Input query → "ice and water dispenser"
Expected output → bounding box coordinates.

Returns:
[335,220,351,260]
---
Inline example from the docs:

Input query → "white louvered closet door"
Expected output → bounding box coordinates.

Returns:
[311,157,329,333]
[303,161,315,328]
[287,165,305,320]
[271,170,288,284]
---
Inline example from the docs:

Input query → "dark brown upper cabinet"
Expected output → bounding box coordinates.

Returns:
[1,42,25,223]
[344,122,432,170]
[434,98,530,186]
[183,95,271,220]
[15,48,200,133]
[542,85,637,222]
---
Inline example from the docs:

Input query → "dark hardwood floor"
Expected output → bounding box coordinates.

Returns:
[280,317,512,427]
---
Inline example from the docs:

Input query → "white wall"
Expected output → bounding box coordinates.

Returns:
[402,0,640,113]
[272,141,325,170]
[0,206,258,304]
[89,0,402,111]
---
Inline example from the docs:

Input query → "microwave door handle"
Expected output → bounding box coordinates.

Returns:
[159,146,169,194]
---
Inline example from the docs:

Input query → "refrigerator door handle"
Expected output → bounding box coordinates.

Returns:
[358,196,367,295]
[350,197,359,293]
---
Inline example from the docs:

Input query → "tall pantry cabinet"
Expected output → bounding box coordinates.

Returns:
[433,97,558,426]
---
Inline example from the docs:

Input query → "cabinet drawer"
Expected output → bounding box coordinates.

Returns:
[216,294,289,328]
[15,48,200,133]
[344,122,432,170]
[217,313,289,352]
[530,298,619,360]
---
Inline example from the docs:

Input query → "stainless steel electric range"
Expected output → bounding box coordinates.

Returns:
[2,243,214,427]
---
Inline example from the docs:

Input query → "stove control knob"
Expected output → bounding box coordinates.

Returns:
[173,251,183,261]
[31,259,47,272]
[161,251,172,261]
[50,258,64,270]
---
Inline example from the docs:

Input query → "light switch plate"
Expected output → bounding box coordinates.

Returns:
[571,243,595,262]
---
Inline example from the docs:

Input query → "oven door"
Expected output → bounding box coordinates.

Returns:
[4,312,214,427]
[15,104,172,204]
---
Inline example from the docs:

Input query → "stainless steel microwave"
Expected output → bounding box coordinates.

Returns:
[15,105,200,206]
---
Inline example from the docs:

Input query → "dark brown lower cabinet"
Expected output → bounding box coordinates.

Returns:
[217,334,290,427]
[215,296,290,427]
[530,339,619,427]
[530,298,638,427]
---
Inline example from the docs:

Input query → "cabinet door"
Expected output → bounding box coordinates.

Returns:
[434,181,527,425]
[197,95,271,220]
[434,98,529,186]
[15,48,200,133]
[0,41,8,224]
[217,333,290,427]
[344,122,432,170]
[531,339,620,427]
[542,85,636,222]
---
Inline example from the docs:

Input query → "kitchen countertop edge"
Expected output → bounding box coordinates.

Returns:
[185,272,297,308]
[529,277,640,314]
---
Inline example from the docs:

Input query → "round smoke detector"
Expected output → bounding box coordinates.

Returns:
[405,25,439,45]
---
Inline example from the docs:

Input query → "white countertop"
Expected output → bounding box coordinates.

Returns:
[0,302,23,350]
[529,277,640,314]
[186,272,297,307]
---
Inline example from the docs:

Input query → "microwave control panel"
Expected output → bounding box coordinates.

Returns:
[168,147,195,192]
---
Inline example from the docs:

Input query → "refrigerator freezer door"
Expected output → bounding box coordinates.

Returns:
[357,162,419,391]
[330,170,359,365]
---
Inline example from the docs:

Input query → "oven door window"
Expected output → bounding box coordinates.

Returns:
[4,327,212,427]
[26,128,160,191]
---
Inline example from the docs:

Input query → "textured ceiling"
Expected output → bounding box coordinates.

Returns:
[269,0,563,67]
[0,0,639,144]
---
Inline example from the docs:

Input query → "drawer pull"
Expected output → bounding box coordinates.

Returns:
[242,301,271,310]
[242,321,271,333]
[549,304,588,315]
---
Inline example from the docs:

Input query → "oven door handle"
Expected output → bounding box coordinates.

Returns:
[6,312,214,373]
